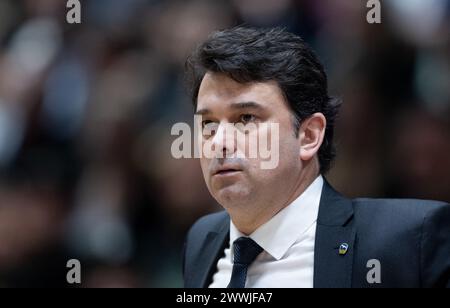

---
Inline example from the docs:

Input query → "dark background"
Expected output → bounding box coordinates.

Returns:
[0,0,448,287]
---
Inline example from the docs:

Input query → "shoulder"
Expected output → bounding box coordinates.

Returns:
[352,197,449,222]
[186,210,229,242]
[351,197,449,240]
[350,198,449,287]
[183,210,229,285]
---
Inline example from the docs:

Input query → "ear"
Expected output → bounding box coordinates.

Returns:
[299,113,326,161]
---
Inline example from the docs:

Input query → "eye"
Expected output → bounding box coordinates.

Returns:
[201,120,218,137]
[201,120,213,129]
[240,114,256,124]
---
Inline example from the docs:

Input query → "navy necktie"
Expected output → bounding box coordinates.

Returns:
[227,237,263,288]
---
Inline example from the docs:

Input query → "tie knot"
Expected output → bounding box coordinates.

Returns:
[232,237,263,265]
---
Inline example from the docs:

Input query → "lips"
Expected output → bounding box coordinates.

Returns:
[212,165,242,176]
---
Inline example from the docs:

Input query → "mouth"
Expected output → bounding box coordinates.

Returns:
[213,167,243,177]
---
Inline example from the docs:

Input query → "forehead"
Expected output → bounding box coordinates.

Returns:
[197,72,285,111]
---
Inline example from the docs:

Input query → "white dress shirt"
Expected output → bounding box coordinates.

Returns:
[209,175,324,288]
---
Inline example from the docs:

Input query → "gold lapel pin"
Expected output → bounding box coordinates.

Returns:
[339,243,349,255]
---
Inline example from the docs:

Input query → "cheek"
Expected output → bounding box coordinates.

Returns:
[260,132,301,176]
[240,124,277,159]
[279,136,302,167]
[248,141,302,190]
[236,131,258,158]
[236,121,298,173]
[199,158,210,180]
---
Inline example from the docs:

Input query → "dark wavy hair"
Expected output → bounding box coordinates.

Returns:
[185,26,340,174]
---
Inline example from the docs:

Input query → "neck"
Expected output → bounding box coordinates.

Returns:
[230,162,320,235]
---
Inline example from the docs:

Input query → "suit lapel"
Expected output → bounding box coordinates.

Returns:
[195,218,229,288]
[314,179,356,288]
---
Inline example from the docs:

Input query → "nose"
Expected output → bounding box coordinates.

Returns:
[211,122,237,158]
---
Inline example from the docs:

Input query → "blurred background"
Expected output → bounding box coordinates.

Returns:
[0,0,448,287]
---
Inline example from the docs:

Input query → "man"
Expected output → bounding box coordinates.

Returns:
[182,27,450,288]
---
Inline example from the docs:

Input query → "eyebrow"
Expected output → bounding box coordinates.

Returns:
[195,101,265,115]
[230,101,264,111]
[195,108,211,115]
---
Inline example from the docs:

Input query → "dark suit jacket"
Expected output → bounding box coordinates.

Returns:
[183,179,450,288]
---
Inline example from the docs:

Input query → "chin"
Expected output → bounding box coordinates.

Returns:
[214,185,251,207]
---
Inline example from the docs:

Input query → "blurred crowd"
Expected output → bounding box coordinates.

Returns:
[0,0,448,287]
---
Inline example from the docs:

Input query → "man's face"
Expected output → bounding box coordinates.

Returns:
[196,72,304,213]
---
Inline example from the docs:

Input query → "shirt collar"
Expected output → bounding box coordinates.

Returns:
[230,175,324,261]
